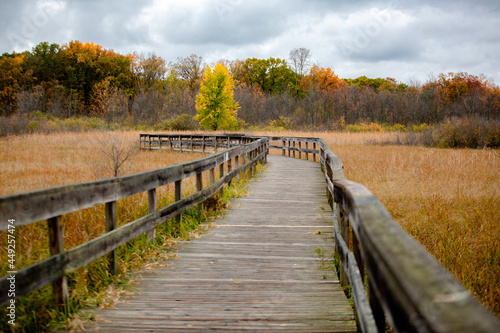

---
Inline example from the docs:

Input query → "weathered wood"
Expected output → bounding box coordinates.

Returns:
[333,212,377,333]
[0,152,267,307]
[2,134,499,333]
[209,168,215,185]
[234,155,240,181]
[196,172,203,211]
[175,180,182,224]
[146,189,157,242]
[47,216,68,307]
[0,139,266,230]
[82,155,357,332]
[106,201,118,275]
[227,157,232,186]
[332,178,500,332]
[218,162,224,197]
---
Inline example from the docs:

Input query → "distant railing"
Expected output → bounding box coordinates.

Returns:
[0,135,268,308]
[267,136,500,333]
[139,133,254,153]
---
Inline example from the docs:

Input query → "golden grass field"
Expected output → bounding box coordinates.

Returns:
[1,130,499,319]
[256,130,499,316]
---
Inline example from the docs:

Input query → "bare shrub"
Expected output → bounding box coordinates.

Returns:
[86,133,138,179]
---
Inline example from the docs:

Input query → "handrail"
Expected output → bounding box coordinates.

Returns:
[2,134,498,332]
[266,136,500,332]
[0,135,268,307]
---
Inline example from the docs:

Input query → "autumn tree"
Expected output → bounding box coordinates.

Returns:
[136,53,167,90]
[305,65,346,92]
[0,52,32,116]
[173,54,203,92]
[195,63,239,130]
[92,77,128,126]
[237,57,300,95]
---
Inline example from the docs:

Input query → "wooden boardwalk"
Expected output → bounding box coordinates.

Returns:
[81,155,357,332]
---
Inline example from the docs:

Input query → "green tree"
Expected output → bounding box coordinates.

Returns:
[195,63,239,130]
[236,57,300,95]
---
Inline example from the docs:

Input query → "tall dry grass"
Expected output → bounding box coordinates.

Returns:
[0,131,246,331]
[259,129,499,316]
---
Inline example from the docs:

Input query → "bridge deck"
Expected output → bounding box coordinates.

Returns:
[81,155,357,332]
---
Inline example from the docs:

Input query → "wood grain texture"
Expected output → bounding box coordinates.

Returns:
[0,139,266,229]
[80,155,357,332]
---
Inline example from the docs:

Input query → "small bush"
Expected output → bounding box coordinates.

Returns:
[267,116,293,131]
[164,114,199,131]
[421,117,500,148]
[412,123,432,133]
[383,123,408,132]
[28,120,40,133]
[345,122,384,132]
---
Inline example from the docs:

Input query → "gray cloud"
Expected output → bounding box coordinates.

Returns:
[0,0,499,83]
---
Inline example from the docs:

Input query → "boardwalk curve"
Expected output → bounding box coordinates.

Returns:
[82,155,357,332]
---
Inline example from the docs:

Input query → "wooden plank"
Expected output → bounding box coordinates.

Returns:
[47,216,68,306]
[333,179,500,332]
[0,139,267,230]
[105,201,117,275]
[0,148,267,307]
[81,156,357,332]
[146,189,157,242]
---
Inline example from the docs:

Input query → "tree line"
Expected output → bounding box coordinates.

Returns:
[1,41,499,131]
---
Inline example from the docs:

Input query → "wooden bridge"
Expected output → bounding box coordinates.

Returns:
[1,134,499,332]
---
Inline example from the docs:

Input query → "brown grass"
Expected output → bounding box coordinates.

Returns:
[1,130,498,318]
[0,130,254,331]
[0,130,215,275]
[256,130,500,316]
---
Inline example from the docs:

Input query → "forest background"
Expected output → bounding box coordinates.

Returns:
[1,41,499,148]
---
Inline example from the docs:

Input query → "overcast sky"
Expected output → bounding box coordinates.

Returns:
[1,0,499,84]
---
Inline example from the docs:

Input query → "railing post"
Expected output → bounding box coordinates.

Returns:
[264,141,268,164]
[105,201,118,275]
[352,233,364,278]
[147,189,157,242]
[241,153,246,180]
[219,162,224,197]
[214,137,217,153]
[209,168,215,185]
[179,135,183,153]
[175,180,182,224]
[282,139,286,156]
[298,141,302,159]
[190,135,194,152]
[227,157,232,186]
[293,141,296,158]
[369,279,386,332]
[305,142,309,161]
[169,136,173,151]
[196,172,203,212]
[288,140,291,157]
[47,216,68,307]
[159,136,162,150]
[338,209,350,289]
[202,136,206,153]
[148,135,152,150]
[313,142,317,162]
[252,149,257,176]
[235,155,240,182]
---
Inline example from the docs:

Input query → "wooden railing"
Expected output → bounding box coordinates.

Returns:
[0,136,268,307]
[266,136,500,333]
[139,133,255,153]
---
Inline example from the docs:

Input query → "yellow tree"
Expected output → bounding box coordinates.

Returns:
[195,63,239,130]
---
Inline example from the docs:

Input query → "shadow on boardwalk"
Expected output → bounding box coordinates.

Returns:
[81,155,357,332]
